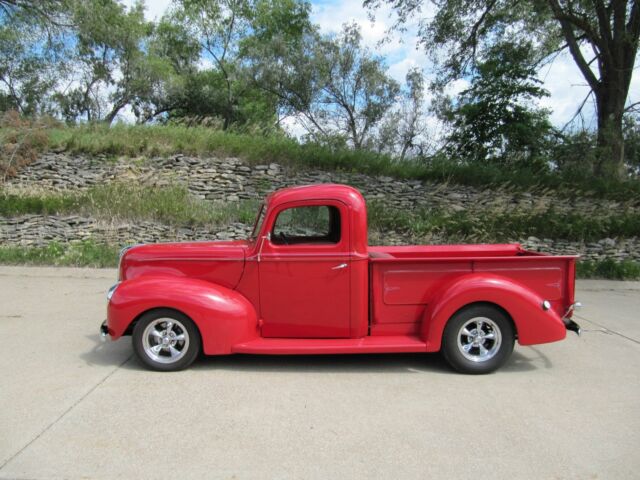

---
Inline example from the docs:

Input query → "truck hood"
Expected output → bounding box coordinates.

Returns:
[120,241,248,289]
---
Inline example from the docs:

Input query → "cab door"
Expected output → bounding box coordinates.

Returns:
[258,201,351,338]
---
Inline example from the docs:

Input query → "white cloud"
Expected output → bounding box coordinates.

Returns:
[312,1,430,85]
[280,114,308,140]
[445,79,470,97]
[114,104,137,124]
[121,0,172,21]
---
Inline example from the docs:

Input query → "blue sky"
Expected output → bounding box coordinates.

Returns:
[126,0,639,131]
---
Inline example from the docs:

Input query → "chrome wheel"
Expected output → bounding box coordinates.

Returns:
[142,318,190,364]
[456,316,502,363]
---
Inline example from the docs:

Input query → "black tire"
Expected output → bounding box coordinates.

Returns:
[132,309,201,372]
[441,304,515,374]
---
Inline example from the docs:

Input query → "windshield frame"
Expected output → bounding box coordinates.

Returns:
[249,203,266,242]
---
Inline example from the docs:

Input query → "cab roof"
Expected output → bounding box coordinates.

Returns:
[265,183,366,209]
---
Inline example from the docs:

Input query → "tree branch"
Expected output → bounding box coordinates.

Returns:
[561,90,594,131]
[547,0,601,91]
[624,100,640,112]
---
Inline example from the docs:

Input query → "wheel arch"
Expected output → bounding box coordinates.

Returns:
[422,273,567,351]
[107,276,260,355]
[124,306,195,337]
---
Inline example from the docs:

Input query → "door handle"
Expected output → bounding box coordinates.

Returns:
[332,263,348,270]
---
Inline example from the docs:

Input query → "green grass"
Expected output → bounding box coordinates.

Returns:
[577,259,640,280]
[2,123,638,201]
[0,185,259,226]
[1,241,637,279]
[0,241,118,268]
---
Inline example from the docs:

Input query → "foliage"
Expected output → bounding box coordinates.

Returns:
[0,3,68,116]
[53,0,178,125]
[251,22,399,148]
[376,68,429,159]
[623,114,640,173]
[0,240,118,267]
[577,259,640,280]
[367,0,640,179]
[0,111,52,179]
[0,183,260,226]
[157,0,312,130]
[437,42,554,166]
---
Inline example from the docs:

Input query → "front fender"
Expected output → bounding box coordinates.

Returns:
[422,273,566,351]
[107,276,258,355]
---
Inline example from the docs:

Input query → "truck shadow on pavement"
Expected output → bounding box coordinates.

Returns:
[82,334,551,374]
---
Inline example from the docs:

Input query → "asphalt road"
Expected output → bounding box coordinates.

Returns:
[0,266,639,480]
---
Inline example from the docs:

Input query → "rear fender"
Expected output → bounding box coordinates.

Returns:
[107,276,258,355]
[422,273,566,351]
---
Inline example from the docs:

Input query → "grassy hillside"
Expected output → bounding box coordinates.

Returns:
[2,122,640,201]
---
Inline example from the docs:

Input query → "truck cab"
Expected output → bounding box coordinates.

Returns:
[103,184,579,374]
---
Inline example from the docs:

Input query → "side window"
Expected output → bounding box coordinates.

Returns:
[271,205,341,245]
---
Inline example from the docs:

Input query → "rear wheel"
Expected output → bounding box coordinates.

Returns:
[442,304,515,374]
[132,309,201,372]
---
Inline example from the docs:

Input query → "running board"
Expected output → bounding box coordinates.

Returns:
[232,335,428,355]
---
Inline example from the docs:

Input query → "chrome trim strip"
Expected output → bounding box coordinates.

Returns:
[141,257,245,262]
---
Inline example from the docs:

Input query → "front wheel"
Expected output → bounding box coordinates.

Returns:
[132,309,201,371]
[441,304,515,374]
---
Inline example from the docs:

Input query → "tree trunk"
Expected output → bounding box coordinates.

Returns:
[594,81,626,179]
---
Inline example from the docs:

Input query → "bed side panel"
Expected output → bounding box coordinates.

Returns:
[371,261,473,325]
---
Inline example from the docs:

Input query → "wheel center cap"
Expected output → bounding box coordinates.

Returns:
[162,337,170,345]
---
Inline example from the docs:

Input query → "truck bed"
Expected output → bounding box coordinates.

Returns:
[368,243,577,336]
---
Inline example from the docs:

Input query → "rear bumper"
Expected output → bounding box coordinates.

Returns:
[100,320,109,341]
[562,302,582,335]
[564,318,581,335]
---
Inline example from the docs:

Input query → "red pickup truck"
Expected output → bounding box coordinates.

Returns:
[102,184,580,374]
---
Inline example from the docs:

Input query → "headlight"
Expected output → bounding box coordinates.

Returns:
[107,283,119,301]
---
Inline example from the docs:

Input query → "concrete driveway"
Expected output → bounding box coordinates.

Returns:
[0,266,638,480]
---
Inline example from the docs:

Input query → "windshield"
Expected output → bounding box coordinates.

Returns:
[249,204,266,241]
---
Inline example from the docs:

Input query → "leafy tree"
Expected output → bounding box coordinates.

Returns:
[376,68,429,159]
[253,22,399,148]
[623,114,640,173]
[0,0,71,27]
[0,0,69,115]
[241,0,313,126]
[171,0,255,129]
[54,0,176,125]
[438,42,554,165]
[367,0,640,179]
[317,24,399,149]
[0,21,58,114]
[163,0,301,130]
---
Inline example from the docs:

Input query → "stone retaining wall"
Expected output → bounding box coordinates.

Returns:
[2,153,639,262]
[7,153,638,214]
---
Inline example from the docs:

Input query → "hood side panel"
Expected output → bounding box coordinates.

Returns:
[121,242,247,289]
